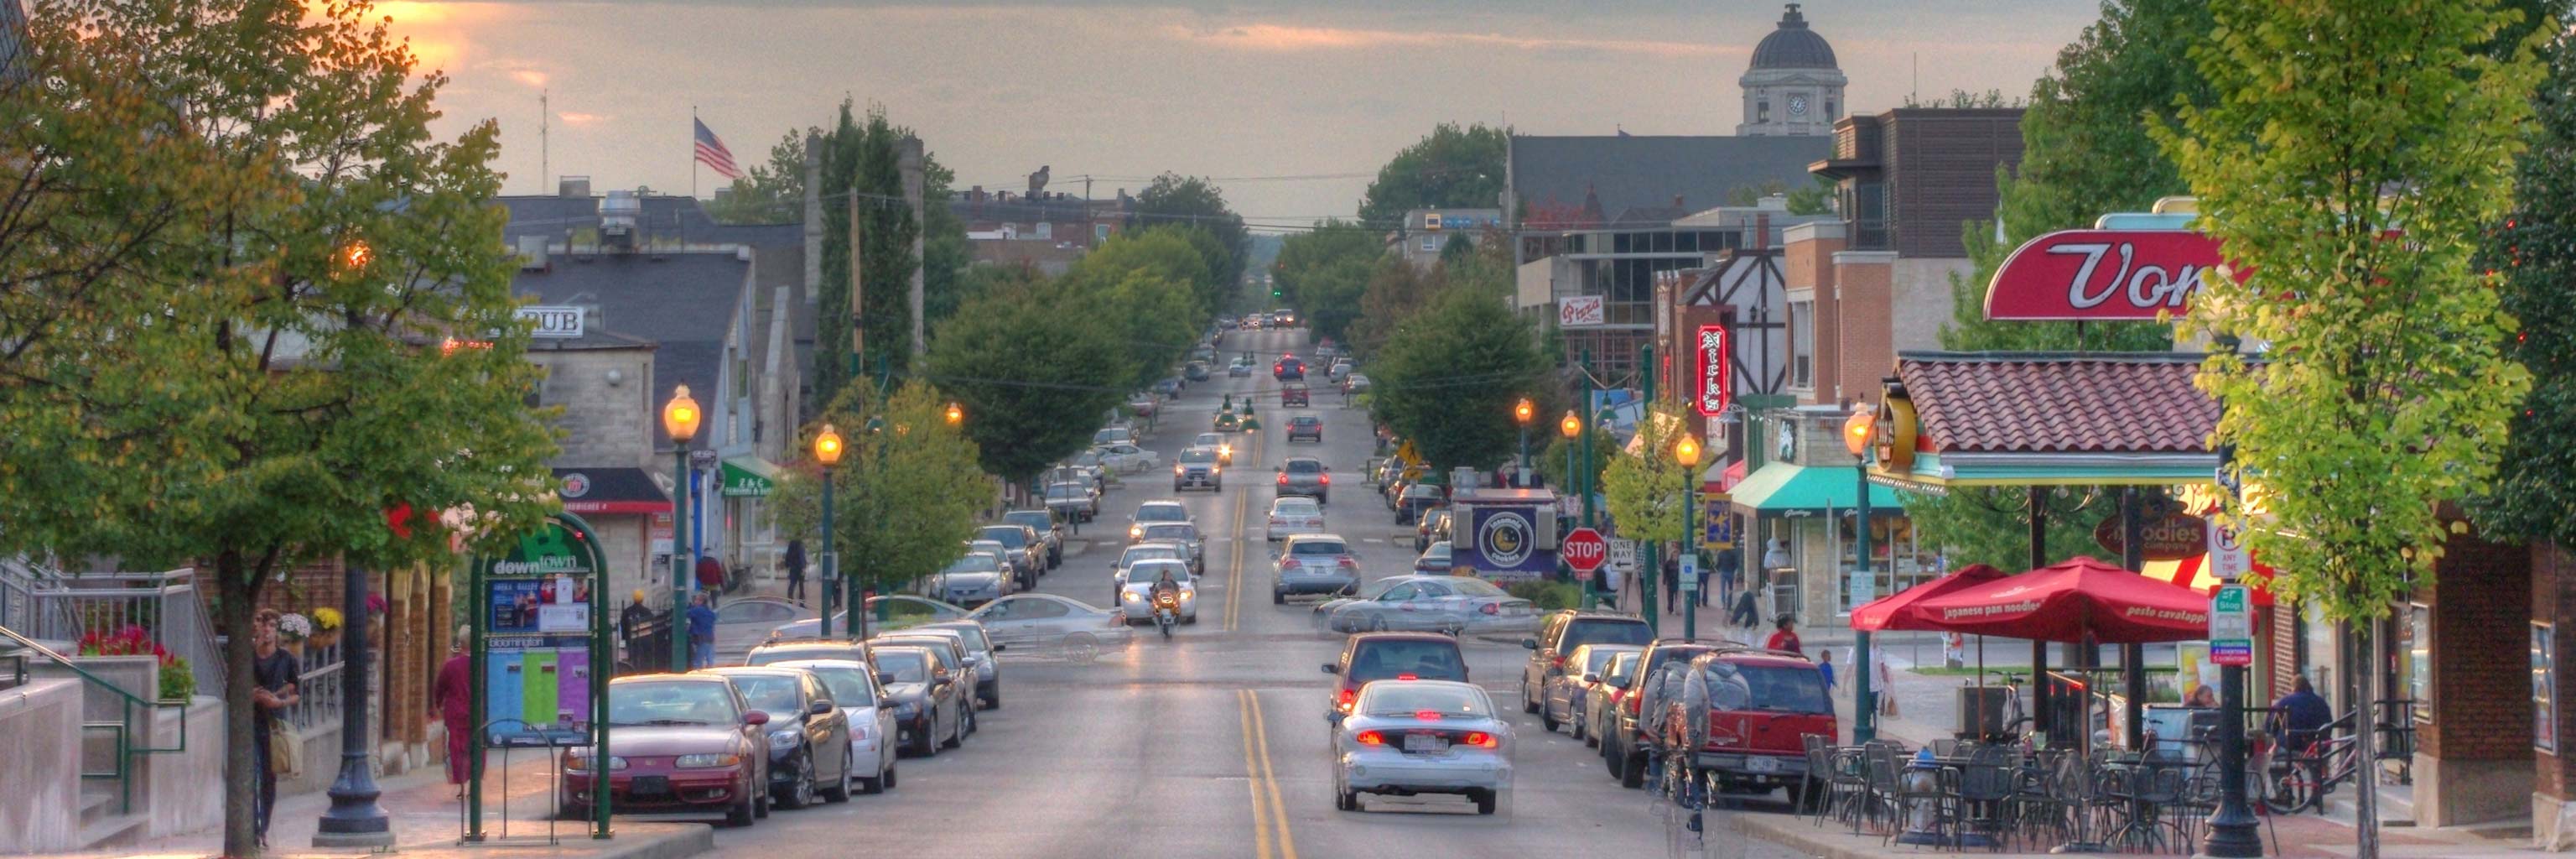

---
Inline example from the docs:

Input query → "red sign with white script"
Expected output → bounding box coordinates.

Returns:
[1985,230,2238,321]
[1692,325,1730,417]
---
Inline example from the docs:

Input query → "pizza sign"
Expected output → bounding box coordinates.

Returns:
[1693,324,1730,417]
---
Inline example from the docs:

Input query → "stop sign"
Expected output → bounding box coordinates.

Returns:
[1562,528,1608,573]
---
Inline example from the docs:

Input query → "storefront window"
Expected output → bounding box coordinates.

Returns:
[2407,603,2430,725]
[2537,623,2558,753]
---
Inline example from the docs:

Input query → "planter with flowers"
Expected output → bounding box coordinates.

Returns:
[76,626,195,703]
[277,612,314,658]
[310,607,344,651]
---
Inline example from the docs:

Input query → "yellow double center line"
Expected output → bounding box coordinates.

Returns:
[1236,690,1296,859]
[1224,424,1265,633]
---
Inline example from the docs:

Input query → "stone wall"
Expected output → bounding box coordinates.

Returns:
[136,696,224,838]
[0,678,83,851]
[532,346,656,471]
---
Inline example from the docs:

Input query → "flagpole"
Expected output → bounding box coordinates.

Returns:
[690,106,699,199]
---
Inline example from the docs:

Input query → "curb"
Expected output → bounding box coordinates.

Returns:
[1731,810,1915,859]
[582,823,716,859]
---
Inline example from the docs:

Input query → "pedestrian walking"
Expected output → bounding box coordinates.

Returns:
[1660,553,1680,615]
[686,591,718,669]
[783,539,808,603]
[1693,551,1712,607]
[1730,585,1761,629]
[1764,614,1802,655]
[1715,546,1740,607]
[1816,648,1837,693]
[249,609,301,848]
[618,590,652,669]
[694,553,725,607]
[434,626,472,795]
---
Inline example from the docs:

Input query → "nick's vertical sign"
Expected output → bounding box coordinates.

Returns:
[1693,324,1730,417]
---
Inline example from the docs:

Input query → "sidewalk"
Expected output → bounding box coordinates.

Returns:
[44,750,712,859]
[1732,805,2525,859]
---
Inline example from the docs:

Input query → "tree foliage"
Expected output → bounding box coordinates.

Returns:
[922,279,1130,482]
[1538,428,1618,498]
[1348,258,1442,360]
[1602,408,1694,546]
[1357,122,1509,228]
[704,129,807,225]
[811,102,969,408]
[2155,0,2542,622]
[1271,220,1384,344]
[1366,285,1551,473]
[0,3,559,852]
[1128,174,1247,292]
[766,382,987,595]
[2471,34,2576,544]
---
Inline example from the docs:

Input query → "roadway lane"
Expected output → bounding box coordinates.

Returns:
[709,324,1805,859]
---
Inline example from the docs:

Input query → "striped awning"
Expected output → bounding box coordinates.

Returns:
[2139,554,2276,607]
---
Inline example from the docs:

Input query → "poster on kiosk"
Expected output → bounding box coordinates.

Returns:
[479,514,607,747]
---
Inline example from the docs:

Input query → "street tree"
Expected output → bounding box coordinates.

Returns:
[923,280,1131,482]
[1127,174,1248,290]
[1366,285,1551,473]
[2474,34,2576,545]
[1357,122,1509,228]
[813,102,969,406]
[0,3,560,854]
[766,382,988,597]
[705,129,808,225]
[1348,258,1441,360]
[1601,408,1694,548]
[1271,220,1384,343]
[2157,3,2544,852]
[1538,428,1618,498]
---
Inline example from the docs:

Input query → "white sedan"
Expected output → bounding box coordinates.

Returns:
[1094,443,1159,474]
[1117,560,1198,624]
[1332,679,1512,815]
[1266,496,1325,542]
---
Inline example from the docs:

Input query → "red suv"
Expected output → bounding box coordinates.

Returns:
[1281,383,1310,408]
[1321,632,1467,714]
[1665,648,1836,801]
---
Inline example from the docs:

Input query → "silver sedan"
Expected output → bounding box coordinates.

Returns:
[963,593,1133,664]
[1321,575,1540,635]
[1332,679,1513,815]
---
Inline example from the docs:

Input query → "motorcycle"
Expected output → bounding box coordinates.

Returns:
[1153,589,1181,639]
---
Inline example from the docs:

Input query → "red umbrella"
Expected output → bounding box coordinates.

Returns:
[1909,556,2213,644]
[1849,563,2008,632]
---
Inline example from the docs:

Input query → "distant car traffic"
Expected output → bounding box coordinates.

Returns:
[1192,432,1235,465]
[1414,540,1453,574]
[1286,415,1323,443]
[1273,534,1359,602]
[1110,543,1191,602]
[1276,456,1331,503]
[1134,522,1204,572]
[1281,382,1309,408]
[1228,360,1254,377]
[1265,495,1324,542]
[1173,445,1223,492]
[1274,355,1306,381]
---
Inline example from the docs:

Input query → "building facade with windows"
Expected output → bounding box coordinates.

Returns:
[1389,208,1503,269]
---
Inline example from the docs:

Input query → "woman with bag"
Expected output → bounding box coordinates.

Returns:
[251,609,303,848]
[434,625,474,795]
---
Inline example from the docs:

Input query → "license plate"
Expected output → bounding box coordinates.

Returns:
[629,775,672,798]
[1746,756,1779,773]
[1403,733,1446,753]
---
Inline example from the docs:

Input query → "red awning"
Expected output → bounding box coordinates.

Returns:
[2139,554,2277,607]
[1849,564,2007,632]
[1903,556,2215,644]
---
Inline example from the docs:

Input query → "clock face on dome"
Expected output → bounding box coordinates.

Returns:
[1788,95,1809,117]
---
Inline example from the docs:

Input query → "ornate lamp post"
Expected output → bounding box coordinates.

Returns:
[1842,407,1877,742]
[315,239,395,846]
[1514,397,1535,487]
[814,424,844,638]
[1675,432,1702,641]
[662,384,702,670]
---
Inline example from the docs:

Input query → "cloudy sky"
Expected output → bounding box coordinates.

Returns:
[390,1,2101,225]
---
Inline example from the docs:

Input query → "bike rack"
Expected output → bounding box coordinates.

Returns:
[457,718,575,846]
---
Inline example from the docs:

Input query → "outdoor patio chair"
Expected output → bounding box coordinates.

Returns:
[1861,743,1904,835]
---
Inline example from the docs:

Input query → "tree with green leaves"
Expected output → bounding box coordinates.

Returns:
[705,129,807,225]
[812,103,969,408]
[1271,220,1384,343]
[1602,408,1693,547]
[1128,174,1247,291]
[1366,285,1552,473]
[2157,3,2544,852]
[766,382,988,597]
[1348,258,1441,360]
[1538,428,1618,497]
[2473,34,2576,545]
[923,279,1131,482]
[1357,122,1509,228]
[0,3,560,853]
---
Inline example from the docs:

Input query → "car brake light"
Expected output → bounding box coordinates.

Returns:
[1337,689,1356,711]
[1338,557,1358,568]
[1276,473,1288,485]
[1396,673,1418,681]
[1415,710,1443,721]
[1282,558,1301,568]
[1354,730,1385,747]
[1480,603,1499,615]
[1320,474,1331,485]
[1460,731,1498,748]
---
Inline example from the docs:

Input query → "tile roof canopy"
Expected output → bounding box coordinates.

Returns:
[1894,351,2220,456]
[1509,135,1831,230]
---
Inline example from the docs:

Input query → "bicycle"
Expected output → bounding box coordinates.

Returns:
[2262,711,2362,815]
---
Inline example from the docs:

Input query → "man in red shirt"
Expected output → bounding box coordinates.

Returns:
[1764,615,1802,655]
[694,554,726,607]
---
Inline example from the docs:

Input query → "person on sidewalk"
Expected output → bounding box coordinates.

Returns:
[1760,538,1790,575]
[618,590,652,669]
[1661,553,1680,615]
[1715,547,1740,608]
[1764,615,1802,656]
[2268,675,2334,752]
[1693,551,1712,607]
[1730,584,1761,629]
[783,539,808,604]
[694,553,726,608]
[1816,648,1836,693]
[686,591,719,669]
[434,625,473,795]
[250,609,301,848]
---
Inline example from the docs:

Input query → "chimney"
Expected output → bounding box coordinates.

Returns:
[516,235,550,271]
[1755,212,1773,249]
[1674,194,1686,210]
[558,175,590,198]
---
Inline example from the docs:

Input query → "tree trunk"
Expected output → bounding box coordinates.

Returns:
[217,554,260,857]
[2352,622,2380,859]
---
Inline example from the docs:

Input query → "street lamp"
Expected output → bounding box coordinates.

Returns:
[945,402,964,427]
[1675,431,1702,641]
[1842,407,1877,743]
[1514,398,1535,487]
[662,384,702,671]
[312,238,395,847]
[814,424,844,638]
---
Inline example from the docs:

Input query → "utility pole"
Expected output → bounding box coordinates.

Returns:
[898,136,927,360]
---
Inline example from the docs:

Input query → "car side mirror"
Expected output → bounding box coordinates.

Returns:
[1581,674,1599,685]
[990,643,1005,653]
[1320,663,1338,675]
[744,711,771,726]
[810,700,835,716]
[1327,711,1346,727]
[875,671,892,685]
[1521,639,1540,650]
[1607,676,1630,690]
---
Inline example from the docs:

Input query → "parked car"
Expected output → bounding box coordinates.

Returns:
[1415,508,1451,552]
[871,630,986,732]
[1329,360,1355,381]
[1134,523,1204,572]
[867,645,964,757]
[1541,643,1644,739]
[770,659,898,794]
[1184,362,1211,382]
[1322,632,1469,714]
[1581,649,1644,749]
[1274,355,1306,381]
[1094,443,1158,473]
[1606,640,1722,788]
[1670,648,1836,800]
[1341,373,1371,394]
[1116,559,1198,623]
[564,674,769,825]
[927,551,1011,608]
[1173,445,1223,492]
[1319,575,1536,635]
[746,639,868,667]
[711,596,817,665]
[1519,611,1656,720]
[1394,482,1446,523]
[1413,541,1453,575]
[699,666,854,809]
[1001,509,1064,567]
[1275,456,1331,503]
[963,593,1134,663]
[1152,377,1184,397]
[767,596,969,642]
[1093,426,1135,446]
[1045,482,1099,523]
[1331,679,1512,815]
[1286,415,1323,443]
[979,523,1047,586]
[1273,534,1360,602]
[1213,410,1242,432]
[1265,495,1325,542]
[915,621,1004,709]
[1281,382,1310,408]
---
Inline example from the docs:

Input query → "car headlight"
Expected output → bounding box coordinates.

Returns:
[895,701,920,717]
[849,721,874,742]
[565,752,627,771]
[1129,525,1143,539]
[1173,465,1184,475]
[768,730,801,749]
[1180,591,1193,601]
[674,752,741,768]
[1124,591,1143,602]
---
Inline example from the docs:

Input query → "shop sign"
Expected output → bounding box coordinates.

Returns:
[2091,512,2210,561]
[517,305,584,338]
[1558,295,1606,328]
[2210,585,2253,666]
[1985,230,2239,320]
[719,460,775,497]
[1693,325,1730,417]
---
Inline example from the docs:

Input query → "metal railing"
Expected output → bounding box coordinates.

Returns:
[0,623,189,815]
[0,560,226,700]
[282,642,345,732]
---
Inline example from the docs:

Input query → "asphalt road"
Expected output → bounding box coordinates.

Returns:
[706,326,1810,859]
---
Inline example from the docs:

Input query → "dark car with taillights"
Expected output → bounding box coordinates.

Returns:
[701,666,854,810]
[563,674,771,826]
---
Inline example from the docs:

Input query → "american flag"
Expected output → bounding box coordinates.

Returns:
[693,118,740,180]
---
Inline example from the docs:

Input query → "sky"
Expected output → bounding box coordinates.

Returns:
[391,0,2103,226]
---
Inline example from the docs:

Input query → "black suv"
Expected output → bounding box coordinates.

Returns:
[1519,611,1654,720]
[1287,415,1323,443]
[1322,632,1469,715]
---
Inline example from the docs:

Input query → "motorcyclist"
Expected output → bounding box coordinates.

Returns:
[1151,569,1181,603]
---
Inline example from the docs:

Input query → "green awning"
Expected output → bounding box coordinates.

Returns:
[719,457,780,497]
[1727,463,1902,513]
